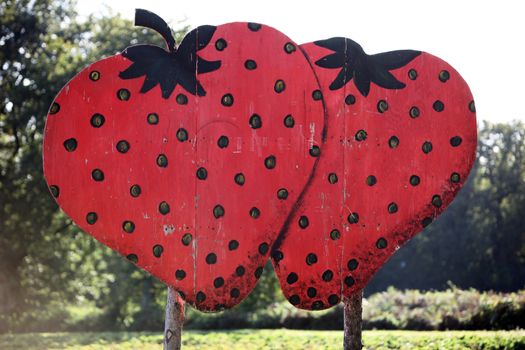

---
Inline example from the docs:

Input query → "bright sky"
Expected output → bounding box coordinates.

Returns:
[77,0,525,124]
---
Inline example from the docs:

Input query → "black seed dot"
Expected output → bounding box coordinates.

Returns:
[409,106,420,118]
[347,213,359,224]
[248,22,261,31]
[221,93,234,106]
[91,169,104,182]
[206,253,217,264]
[328,173,338,184]
[234,173,245,186]
[450,136,462,147]
[63,138,77,152]
[312,302,324,312]
[50,102,60,114]
[330,229,340,241]
[312,90,323,101]
[244,59,257,70]
[175,270,186,280]
[347,259,359,271]
[86,212,98,225]
[389,136,400,148]
[156,154,168,167]
[181,233,192,246]
[159,201,170,215]
[439,70,450,82]
[147,113,159,125]
[328,294,340,305]
[50,185,59,198]
[450,172,461,183]
[250,207,261,219]
[258,243,269,255]
[344,276,355,287]
[284,42,296,53]
[345,94,356,105]
[196,167,208,180]
[388,202,398,214]
[410,175,421,186]
[286,272,298,284]
[254,266,263,279]
[228,240,239,251]
[196,291,206,303]
[230,288,240,298]
[432,195,443,208]
[274,79,286,93]
[376,238,388,249]
[366,175,377,186]
[217,135,229,148]
[236,265,245,277]
[272,250,284,262]
[422,217,433,227]
[306,253,318,265]
[264,155,276,169]
[377,100,388,113]
[277,188,289,200]
[469,100,476,113]
[175,93,188,105]
[322,270,333,282]
[153,245,164,258]
[123,221,135,233]
[213,205,225,218]
[214,277,224,288]
[283,115,295,128]
[289,295,300,305]
[307,287,317,298]
[249,114,262,129]
[89,70,100,81]
[116,140,130,153]
[90,113,105,128]
[298,216,309,229]
[408,69,418,80]
[176,128,188,142]
[126,254,138,264]
[117,88,130,101]
[355,130,367,141]
[309,145,320,157]
[422,141,433,154]
[215,38,227,51]
[433,100,445,112]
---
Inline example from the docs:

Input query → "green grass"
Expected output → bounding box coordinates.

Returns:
[1,330,524,349]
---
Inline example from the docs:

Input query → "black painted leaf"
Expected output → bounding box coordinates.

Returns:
[369,68,405,90]
[354,70,372,97]
[329,67,353,91]
[370,50,421,70]
[315,52,345,69]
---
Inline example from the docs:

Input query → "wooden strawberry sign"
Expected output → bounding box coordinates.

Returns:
[43,9,325,312]
[271,38,477,310]
[43,8,477,348]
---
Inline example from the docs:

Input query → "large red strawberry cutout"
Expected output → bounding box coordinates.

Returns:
[271,37,477,310]
[43,10,325,311]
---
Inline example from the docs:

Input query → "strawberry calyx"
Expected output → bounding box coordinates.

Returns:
[119,9,221,98]
[314,37,421,97]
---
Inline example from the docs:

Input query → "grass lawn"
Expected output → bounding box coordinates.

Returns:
[1,329,524,349]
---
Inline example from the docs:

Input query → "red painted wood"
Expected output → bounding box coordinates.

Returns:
[271,42,477,310]
[43,23,325,312]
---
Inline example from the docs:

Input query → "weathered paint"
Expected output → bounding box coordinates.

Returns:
[271,39,477,310]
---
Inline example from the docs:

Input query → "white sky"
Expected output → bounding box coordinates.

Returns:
[77,0,525,124]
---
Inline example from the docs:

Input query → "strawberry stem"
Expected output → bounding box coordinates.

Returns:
[135,9,176,52]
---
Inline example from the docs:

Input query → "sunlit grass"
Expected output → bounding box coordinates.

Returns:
[1,330,524,349]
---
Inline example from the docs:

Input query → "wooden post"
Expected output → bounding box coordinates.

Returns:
[343,291,363,350]
[164,287,185,350]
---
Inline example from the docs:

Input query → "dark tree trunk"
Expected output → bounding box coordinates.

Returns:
[343,292,363,350]
[164,287,185,350]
